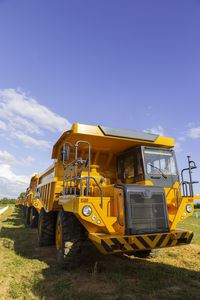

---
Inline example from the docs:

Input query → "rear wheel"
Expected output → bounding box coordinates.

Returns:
[56,210,84,269]
[23,205,26,217]
[38,208,57,246]
[30,206,39,228]
[25,206,31,225]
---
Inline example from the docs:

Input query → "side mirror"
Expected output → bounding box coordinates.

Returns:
[61,145,70,162]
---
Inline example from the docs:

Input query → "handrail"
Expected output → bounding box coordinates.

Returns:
[181,156,198,197]
[62,140,104,209]
[64,175,103,208]
[80,176,103,208]
[176,179,199,209]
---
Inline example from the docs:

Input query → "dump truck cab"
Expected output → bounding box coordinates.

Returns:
[37,124,198,266]
[117,146,178,187]
[116,146,180,230]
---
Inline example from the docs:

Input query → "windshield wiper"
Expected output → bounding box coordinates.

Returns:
[148,164,167,179]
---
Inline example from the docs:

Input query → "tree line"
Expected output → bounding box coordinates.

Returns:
[0,198,16,204]
[0,192,26,204]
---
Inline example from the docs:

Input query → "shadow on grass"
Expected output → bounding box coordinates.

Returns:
[1,207,56,261]
[1,207,200,300]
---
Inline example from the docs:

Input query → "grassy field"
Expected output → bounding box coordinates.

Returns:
[0,207,200,300]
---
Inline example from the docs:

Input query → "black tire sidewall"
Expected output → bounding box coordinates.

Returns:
[30,206,38,228]
[25,206,31,225]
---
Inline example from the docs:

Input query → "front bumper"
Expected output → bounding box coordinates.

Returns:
[88,229,193,254]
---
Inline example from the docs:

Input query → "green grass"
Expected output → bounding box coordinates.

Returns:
[0,207,200,300]
[178,214,200,244]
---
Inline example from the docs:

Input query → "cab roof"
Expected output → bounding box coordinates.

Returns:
[52,123,174,159]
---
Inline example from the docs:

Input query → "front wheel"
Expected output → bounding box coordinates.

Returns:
[56,210,85,269]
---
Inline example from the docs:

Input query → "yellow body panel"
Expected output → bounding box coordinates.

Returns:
[59,195,117,233]
[37,162,63,212]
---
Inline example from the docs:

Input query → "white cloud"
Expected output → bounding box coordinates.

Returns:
[22,156,35,166]
[0,164,30,198]
[187,126,200,139]
[0,150,35,198]
[0,88,72,149]
[12,131,51,149]
[0,120,6,130]
[0,178,24,198]
[0,150,17,165]
[0,176,28,199]
[144,125,164,136]
[0,88,72,198]
[0,88,71,134]
[0,150,35,167]
[10,116,42,135]
[0,163,28,182]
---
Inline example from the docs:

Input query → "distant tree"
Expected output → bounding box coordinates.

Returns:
[194,203,200,209]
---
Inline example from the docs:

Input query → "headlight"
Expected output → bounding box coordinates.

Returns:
[82,205,92,216]
[186,204,193,213]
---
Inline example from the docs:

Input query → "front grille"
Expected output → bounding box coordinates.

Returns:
[115,184,170,235]
[128,191,169,234]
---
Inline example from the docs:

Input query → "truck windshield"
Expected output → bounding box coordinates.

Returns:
[144,149,177,176]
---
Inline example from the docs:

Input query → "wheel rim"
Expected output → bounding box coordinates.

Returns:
[56,222,62,252]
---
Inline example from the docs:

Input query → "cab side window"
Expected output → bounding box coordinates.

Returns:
[117,148,144,183]
[124,155,135,180]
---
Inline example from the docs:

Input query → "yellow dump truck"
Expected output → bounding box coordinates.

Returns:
[37,123,198,268]
[24,174,43,227]
[15,198,20,207]
[16,194,26,209]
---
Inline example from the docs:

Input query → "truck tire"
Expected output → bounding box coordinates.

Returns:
[38,208,56,246]
[23,205,26,217]
[133,249,163,258]
[55,210,84,269]
[25,206,31,225]
[30,206,39,228]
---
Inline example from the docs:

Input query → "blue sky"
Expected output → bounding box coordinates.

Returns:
[0,0,200,198]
